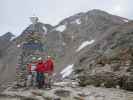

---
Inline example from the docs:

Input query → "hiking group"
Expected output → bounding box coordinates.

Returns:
[27,56,54,89]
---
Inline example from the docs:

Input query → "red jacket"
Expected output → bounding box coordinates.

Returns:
[45,59,54,73]
[36,61,45,73]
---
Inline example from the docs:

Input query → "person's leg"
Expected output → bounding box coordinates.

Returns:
[38,81,41,89]
[39,73,43,89]
[36,72,41,88]
[26,74,32,87]
[42,73,45,86]
[48,75,52,88]
[32,72,37,87]
[43,73,46,88]
[31,72,33,86]
[45,73,49,88]
[39,73,44,89]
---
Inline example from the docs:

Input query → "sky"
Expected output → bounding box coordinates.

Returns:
[0,0,133,36]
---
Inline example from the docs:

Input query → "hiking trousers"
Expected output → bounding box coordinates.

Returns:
[36,72,44,88]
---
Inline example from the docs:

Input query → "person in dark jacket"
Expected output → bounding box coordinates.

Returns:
[36,57,45,89]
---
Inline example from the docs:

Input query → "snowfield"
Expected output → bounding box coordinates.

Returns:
[55,25,66,32]
[76,40,95,52]
[60,64,74,78]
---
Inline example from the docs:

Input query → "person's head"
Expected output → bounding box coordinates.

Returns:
[47,56,51,59]
[31,56,37,62]
[38,57,43,63]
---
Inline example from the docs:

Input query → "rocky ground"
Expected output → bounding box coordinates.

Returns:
[0,9,133,100]
[0,80,133,100]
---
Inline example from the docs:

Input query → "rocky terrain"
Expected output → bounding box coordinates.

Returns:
[0,32,20,88]
[75,21,133,91]
[0,9,133,98]
[0,80,133,100]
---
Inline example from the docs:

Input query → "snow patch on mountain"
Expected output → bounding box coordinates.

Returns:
[60,64,74,78]
[55,25,66,32]
[71,19,81,25]
[62,42,66,46]
[75,19,81,24]
[17,44,21,48]
[123,19,129,22]
[10,36,16,41]
[76,40,95,52]
[43,26,47,35]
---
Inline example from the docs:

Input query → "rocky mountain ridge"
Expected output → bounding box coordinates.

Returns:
[75,21,133,91]
[0,9,132,91]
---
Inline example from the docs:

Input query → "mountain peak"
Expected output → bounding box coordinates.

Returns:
[88,9,108,13]
[1,32,15,41]
[86,9,111,17]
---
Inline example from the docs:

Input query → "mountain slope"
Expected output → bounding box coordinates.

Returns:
[0,32,14,57]
[0,9,130,89]
[75,21,133,90]
[49,9,127,73]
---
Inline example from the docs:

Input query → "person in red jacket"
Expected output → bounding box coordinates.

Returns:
[45,56,54,73]
[44,56,54,89]
[36,57,45,89]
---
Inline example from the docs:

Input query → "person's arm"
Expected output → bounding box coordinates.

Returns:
[51,61,54,72]
[35,64,38,71]
[49,61,54,75]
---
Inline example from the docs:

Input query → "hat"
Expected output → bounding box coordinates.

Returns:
[38,57,42,60]
[32,57,36,60]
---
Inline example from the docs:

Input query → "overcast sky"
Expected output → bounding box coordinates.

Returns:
[0,0,133,36]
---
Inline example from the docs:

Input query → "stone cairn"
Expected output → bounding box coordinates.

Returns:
[16,17,47,87]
